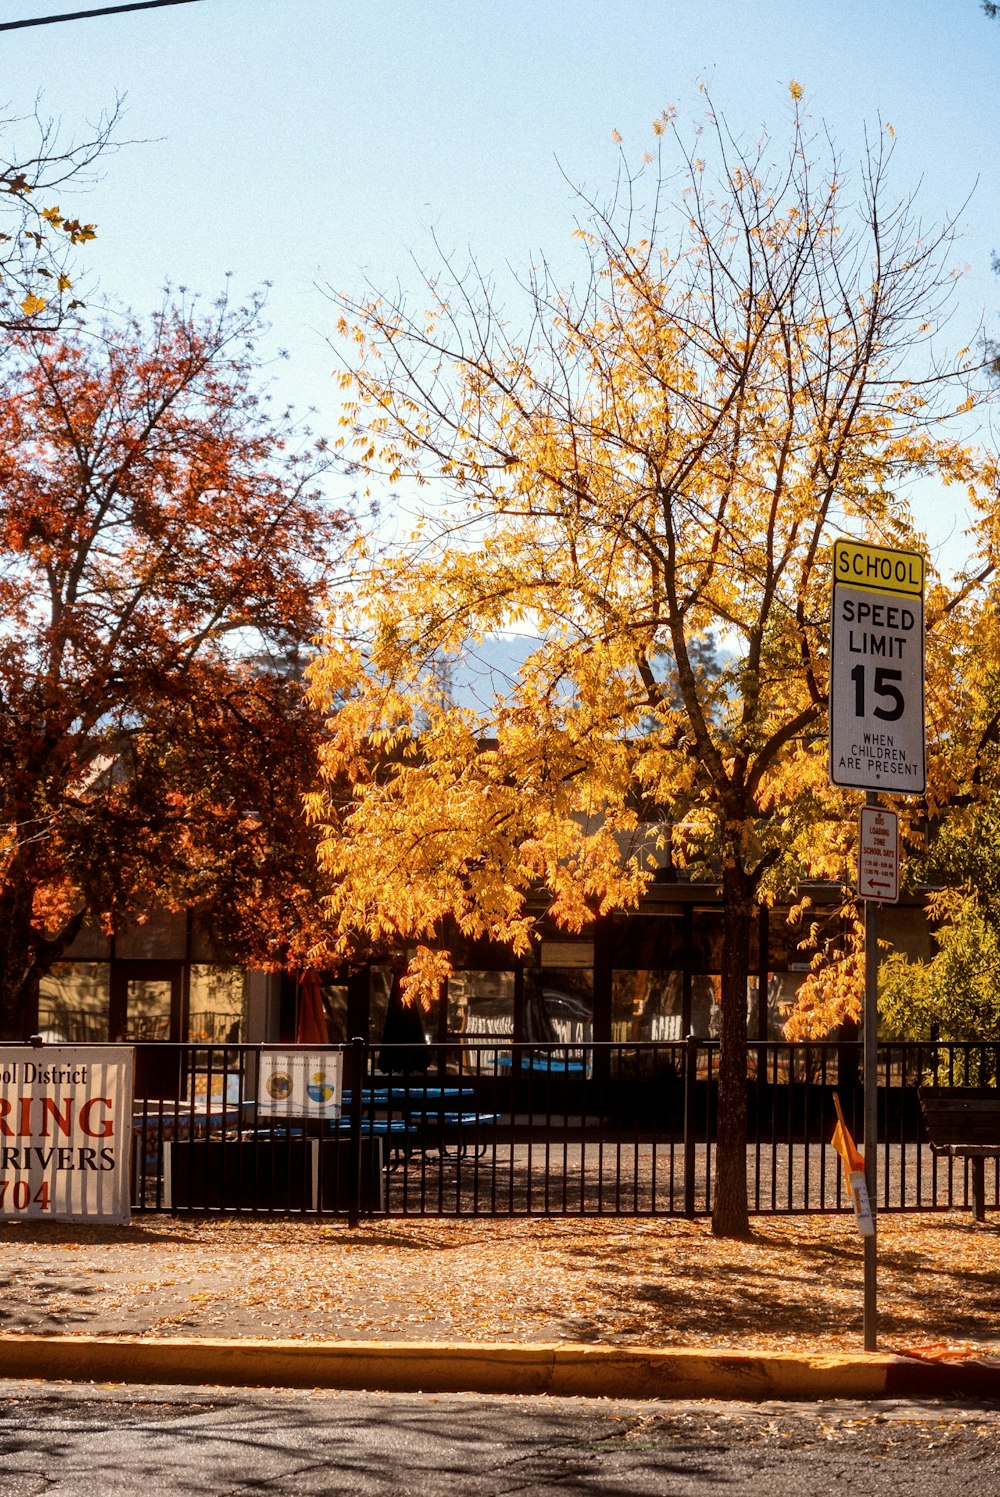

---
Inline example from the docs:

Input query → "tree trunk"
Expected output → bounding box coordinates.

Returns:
[0,881,43,1042]
[712,860,753,1238]
[0,866,85,1041]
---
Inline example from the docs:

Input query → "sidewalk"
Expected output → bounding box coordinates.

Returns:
[1,1213,998,1397]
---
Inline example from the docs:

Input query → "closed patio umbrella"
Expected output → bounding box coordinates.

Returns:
[296,970,330,1045]
[377,970,429,1075]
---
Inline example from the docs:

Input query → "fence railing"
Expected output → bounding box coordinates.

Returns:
[125,1038,1000,1219]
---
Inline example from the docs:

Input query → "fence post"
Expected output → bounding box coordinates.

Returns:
[348,1035,367,1228]
[683,1032,698,1218]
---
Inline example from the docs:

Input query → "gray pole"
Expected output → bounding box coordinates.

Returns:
[863,791,879,1351]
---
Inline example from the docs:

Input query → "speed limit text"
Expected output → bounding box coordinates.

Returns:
[841,598,917,658]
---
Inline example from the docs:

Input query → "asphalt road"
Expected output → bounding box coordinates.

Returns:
[0,1384,999,1495]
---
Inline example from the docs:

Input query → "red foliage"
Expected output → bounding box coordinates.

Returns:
[0,292,349,1036]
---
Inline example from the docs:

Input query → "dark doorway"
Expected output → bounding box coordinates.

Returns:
[109,961,183,1042]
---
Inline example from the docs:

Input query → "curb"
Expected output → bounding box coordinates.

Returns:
[1,1336,999,1400]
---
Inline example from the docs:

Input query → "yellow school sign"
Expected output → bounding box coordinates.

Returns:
[833,540,924,599]
[829,539,926,795]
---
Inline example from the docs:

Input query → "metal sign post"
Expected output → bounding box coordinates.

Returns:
[862,809,880,1351]
[829,540,925,1353]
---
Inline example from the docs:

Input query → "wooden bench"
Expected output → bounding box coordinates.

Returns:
[918,1087,1000,1222]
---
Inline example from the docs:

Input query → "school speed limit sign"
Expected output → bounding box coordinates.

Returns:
[829,540,925,794]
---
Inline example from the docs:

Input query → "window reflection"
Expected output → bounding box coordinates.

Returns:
[38,962,110,1042]
[188,965,244,1042]
[322,982,349,1044]
[612,970,683,1042]
[690,974,722,1038]
[447,970,515,1037]
[524,968,593,1046]
[125,978,173,1040]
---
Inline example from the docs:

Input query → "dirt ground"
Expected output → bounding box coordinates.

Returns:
[1,1212,997,1354]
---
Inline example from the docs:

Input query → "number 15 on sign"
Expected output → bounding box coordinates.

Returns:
[829,540,926,795]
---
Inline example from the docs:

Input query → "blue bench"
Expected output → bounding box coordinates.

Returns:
[342,1086,476,1106]
[496,1055,588,1075]
[246,1118,416,1141]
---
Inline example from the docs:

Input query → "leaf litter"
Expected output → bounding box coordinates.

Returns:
[0,1213,996,1352]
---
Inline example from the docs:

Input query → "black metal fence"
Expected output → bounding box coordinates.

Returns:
[127,1038,1000,1219]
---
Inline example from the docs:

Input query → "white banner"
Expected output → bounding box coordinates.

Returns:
[256,1049,343,1117]
[0,1045,134,1223]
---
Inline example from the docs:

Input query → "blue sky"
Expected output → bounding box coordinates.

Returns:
[3,0,999,579]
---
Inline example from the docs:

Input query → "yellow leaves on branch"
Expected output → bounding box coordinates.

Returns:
[38,205,96,243]
[31,876,83,939]
[317,97,998,1032]
[399,946,453,1011]
[59,218,96,245]
[783,904,867,1040]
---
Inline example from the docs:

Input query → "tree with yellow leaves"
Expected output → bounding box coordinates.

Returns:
[311,94,991,1237]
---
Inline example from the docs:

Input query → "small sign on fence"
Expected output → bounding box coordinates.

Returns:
[0,1045,134,1223]
[257,1049,343,1118]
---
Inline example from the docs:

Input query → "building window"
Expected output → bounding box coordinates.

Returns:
[188,965,245,1042]
[611,970,683,1042]
[524,967,593,1046]
[447,970,515,1038]
[38,963,111,1042]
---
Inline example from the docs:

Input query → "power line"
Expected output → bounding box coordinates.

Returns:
[0,0,204,31]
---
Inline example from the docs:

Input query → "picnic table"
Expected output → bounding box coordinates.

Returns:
[138,1080,505,1209]
[243,1083,498,1164]
[345,1084,498,1161]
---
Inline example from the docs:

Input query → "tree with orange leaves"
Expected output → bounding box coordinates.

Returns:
[0,290,349,1038]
